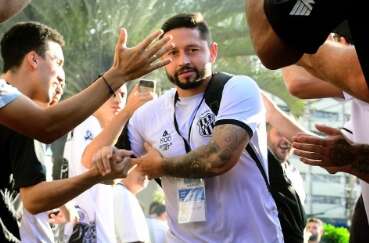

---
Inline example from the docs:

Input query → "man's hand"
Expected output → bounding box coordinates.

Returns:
[293,124,354,168]
[124,85,154,116]
[92,146,135,180]
[133,142,164,179]
[104,28,173,84]
[48,205,79,225]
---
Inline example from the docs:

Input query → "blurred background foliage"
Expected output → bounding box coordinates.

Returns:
[0,0,304,115]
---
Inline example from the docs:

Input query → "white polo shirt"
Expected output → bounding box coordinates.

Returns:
[119,75,283,243]
[0,79,20,109]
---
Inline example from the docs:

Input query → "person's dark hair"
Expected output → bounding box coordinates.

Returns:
[1,21,64,72]
[161,13,212,43]
[149,201,166,216]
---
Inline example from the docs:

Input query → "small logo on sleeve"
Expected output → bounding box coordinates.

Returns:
[289,0,315,16]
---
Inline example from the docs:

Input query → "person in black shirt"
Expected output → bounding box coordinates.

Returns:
[245,0,369,101]
[0,22,134,243]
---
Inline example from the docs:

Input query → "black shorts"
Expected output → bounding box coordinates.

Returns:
[264,0,347,54]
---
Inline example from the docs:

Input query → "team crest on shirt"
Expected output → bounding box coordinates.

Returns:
[84,130,94,141]
[159,130,172,151]
[197,112,215,137]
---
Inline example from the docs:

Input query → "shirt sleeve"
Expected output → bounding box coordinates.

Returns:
[0,80,21,109]
[114,185,146,242]
[214,76,265,138]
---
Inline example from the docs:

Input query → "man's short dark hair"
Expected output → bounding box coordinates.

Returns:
[161,13,212,43]
[149,201,166,216]
[1,21,64,72]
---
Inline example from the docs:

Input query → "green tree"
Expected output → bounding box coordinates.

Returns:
[0,0,304,114]
[322,224,350,243]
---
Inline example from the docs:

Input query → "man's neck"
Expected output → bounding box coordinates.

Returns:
[120,180,140,195]
[176,76,211,98]
[3,69,35,98]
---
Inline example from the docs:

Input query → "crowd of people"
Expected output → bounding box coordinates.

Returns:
[0,0,368,242]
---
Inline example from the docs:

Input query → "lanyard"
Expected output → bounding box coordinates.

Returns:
[173,92,206,153]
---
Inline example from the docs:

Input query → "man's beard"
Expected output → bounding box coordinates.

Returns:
[166,64,209,90]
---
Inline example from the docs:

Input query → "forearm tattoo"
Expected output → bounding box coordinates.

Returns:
[162,124,248,178]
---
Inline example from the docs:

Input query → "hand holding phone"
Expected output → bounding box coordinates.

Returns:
[138,79,156,93]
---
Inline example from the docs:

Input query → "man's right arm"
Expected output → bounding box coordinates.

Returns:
[20,148,133,214]
[297,41,369,102]
[0,0,31,22]
[0,28,172,143]
[81,86,152,168]
[245,0,303,69]
[262,91,309,141]
[282,65,343,99]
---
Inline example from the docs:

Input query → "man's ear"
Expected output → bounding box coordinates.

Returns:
[209,42,218,64]
[26,51,39,69]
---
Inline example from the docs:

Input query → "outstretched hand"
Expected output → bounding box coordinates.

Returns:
[292,124,354,169]
[105,28,173,83]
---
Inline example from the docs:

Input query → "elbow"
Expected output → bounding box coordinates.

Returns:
[35,136,56,144]
[285,80,307,99]
[32,120,63,143]
[22,199,44,215]
[256,50,285,70]
[208,156,239,177]
[255,45,303,70]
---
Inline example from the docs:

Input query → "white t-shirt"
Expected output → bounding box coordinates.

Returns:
[63,116,116,243]
[146,217,168,243]
[113,183,151,243]
[343,93,369,222]
[0,79,20,109]
[120,75,283,243]
[20,142,54,243]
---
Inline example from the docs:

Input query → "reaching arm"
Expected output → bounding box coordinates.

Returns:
[297,41,369,102]
[134,124,249,179]
[0,0,31,22]
[245,0,302,69]
[261,91,309,140]
[20,148,133,214]
[81,86,153,168]
[282,65,343,99]
[20,167,102,214]
[292,124,369,183]
[0,29,172,143]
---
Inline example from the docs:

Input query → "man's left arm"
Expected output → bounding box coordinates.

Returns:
[162,124,249,178]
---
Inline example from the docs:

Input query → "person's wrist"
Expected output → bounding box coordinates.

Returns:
[123,104,135,117]
[351,144,369,172]
[103,68,129,90]
[87,166,103,183]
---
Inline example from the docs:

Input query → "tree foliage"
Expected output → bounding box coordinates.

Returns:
[322,224,350,243]
[0,0,303,114]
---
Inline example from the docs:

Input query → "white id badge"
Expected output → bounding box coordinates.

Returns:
[176,178,206,224]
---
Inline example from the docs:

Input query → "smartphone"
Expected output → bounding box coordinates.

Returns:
[138,79,156,93]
